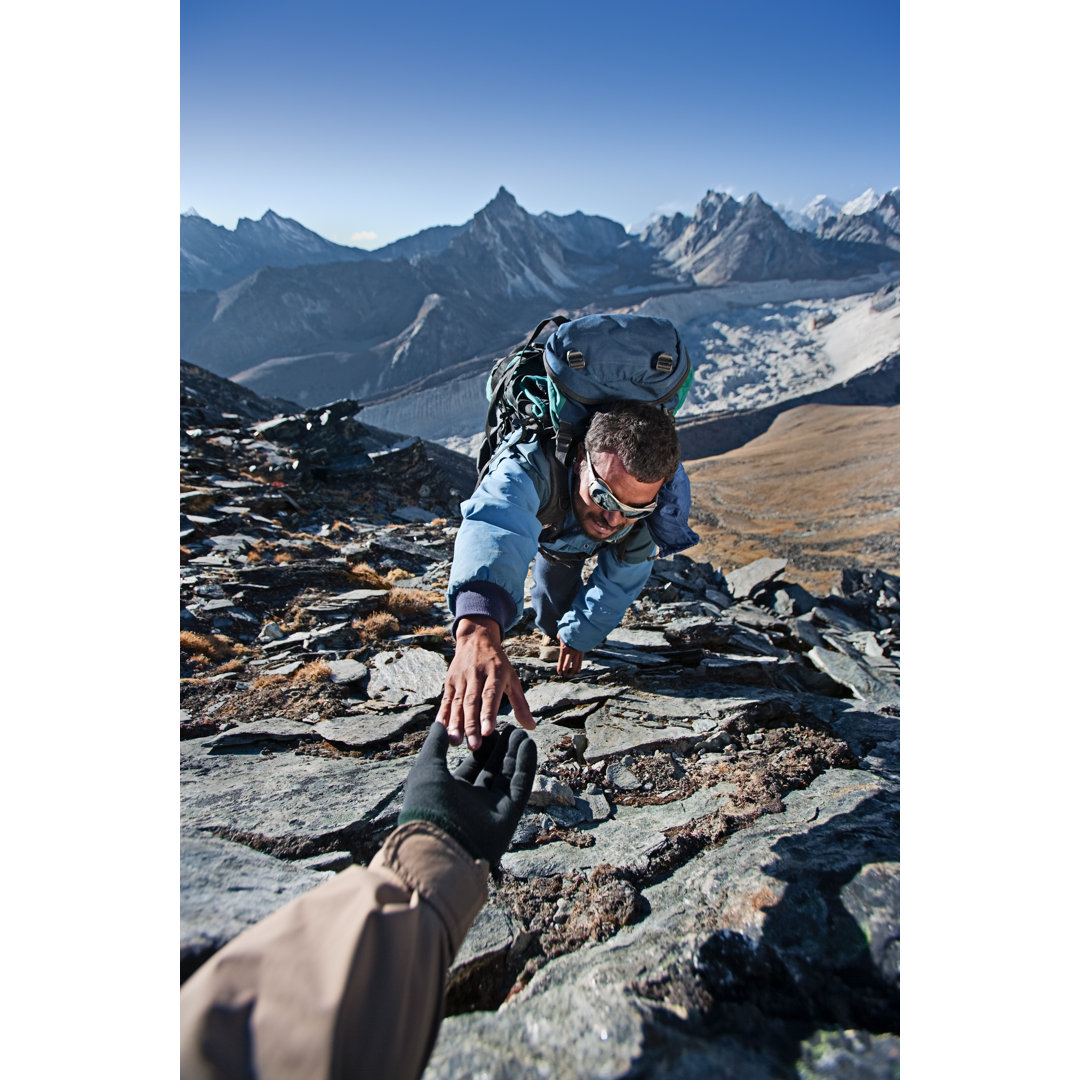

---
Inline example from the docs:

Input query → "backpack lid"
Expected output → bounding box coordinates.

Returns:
[542,314,693,426]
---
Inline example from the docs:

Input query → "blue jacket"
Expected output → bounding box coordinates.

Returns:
[447,435,656,653]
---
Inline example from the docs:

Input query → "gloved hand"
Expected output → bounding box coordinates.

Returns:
[398,722,538,868]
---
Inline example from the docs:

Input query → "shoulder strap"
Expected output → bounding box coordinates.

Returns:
[537,437,573,541]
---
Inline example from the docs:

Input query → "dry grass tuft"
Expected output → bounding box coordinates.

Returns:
[251,673,288,690]
[293,660,333,684]
[181,631,241,665]
[385,568,412,583]
[273,551,295,564]
[386,587,441,619]
[352,611,400,642]
[348,562,392,588]
[214,658,246,674]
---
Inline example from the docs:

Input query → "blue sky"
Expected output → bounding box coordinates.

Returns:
[181,0,899,247]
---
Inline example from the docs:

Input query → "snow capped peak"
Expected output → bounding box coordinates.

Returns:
[182,207,203,218]
[842,188,881,216]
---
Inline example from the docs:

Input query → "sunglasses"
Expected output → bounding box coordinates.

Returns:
[582,448,657,519]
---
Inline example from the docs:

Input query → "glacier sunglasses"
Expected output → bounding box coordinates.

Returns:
[582,448,658,519]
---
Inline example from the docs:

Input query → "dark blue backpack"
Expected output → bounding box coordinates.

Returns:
[476,313,700,558]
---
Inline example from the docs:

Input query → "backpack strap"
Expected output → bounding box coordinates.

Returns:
[523,314,569,350]
[537,437,573,542]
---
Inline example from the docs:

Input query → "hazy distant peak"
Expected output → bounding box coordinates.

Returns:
[182,207,203,218]
[842,188,881,215]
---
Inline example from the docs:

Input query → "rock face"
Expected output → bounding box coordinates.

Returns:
[179,366,901,1077]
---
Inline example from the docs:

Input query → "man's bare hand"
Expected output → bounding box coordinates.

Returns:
[556,636,585,677]
[437,616,535,750]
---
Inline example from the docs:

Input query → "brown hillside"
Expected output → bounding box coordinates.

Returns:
[682,403,899,594]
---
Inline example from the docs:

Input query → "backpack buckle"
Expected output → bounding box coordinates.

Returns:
[554,422,574,465]
[654,352,674,374]
[566,349,586,370]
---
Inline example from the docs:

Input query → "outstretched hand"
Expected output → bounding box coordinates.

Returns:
[437,616,535,751]
[398,722,538,868]
[556,635,585,677]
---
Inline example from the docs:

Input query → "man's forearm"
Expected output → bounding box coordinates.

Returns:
[179,822,487,1080]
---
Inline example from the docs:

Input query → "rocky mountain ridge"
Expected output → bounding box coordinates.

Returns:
[180,187,899,412]
[180,363,901,1078]
[181,208,466,292]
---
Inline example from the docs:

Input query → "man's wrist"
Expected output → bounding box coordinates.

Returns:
[454,614,502,643]
[450,581,515,640]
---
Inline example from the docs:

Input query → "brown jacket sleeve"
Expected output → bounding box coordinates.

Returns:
[179,821,489,1080]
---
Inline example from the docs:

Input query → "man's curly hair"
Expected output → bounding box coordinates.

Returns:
[583,401,681,484]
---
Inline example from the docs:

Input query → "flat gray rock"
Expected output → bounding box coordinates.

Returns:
[591,645,671,667]
[724,557,788,600]
[180,739,414,857]
[368,648,449,705]
[501,782,732,879]
[452,901,521,976]
[260,660,303,677]
[205,717,319,748]
[525,682,622,719]
[603,628,671,649]
[605,762,641,790]
[181,831,332,976]
[808,647,900,706]
[314,706,432,749]
[529,776,577,808]
[811,603,870,635]
[583,711,699,762]
[325,658,368,685]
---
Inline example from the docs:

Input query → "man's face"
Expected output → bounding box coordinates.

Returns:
[571,446,666,542]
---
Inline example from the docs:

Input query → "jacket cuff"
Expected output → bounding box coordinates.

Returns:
[450,581,516,640]
[371,821,489,956]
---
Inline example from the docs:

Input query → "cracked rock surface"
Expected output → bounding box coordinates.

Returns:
[179,360,900,1078]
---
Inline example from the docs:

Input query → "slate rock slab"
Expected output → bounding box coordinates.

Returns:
[180,830,333,980]
[425,767,898,1079]
[582,711,699,762]
[808,647,900,706]
[325,658,368,685]
[502,782,732,879]
[205,717,320,748]
[314,705,432,749]
[180,739,414,858]
[724,556,788,600]
[368,648,449,705]
[448,901,525,990]
[603,628,671,650]
[524,682,622,719]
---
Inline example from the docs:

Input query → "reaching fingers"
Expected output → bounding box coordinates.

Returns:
[452,728,502,784]
[557,640,584,677]
[504,668,536,730]
[507,731,538,814]
[478,684,503,740]
[418,720,450,763]
[437,685,466,747]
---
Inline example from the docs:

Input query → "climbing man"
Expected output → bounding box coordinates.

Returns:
[437,313,697,751]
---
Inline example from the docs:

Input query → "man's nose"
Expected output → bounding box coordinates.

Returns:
[603,508,624,526]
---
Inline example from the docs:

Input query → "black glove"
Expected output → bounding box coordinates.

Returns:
[398,722,537,867]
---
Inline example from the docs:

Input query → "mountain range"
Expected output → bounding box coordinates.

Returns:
[180,186,899,434]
